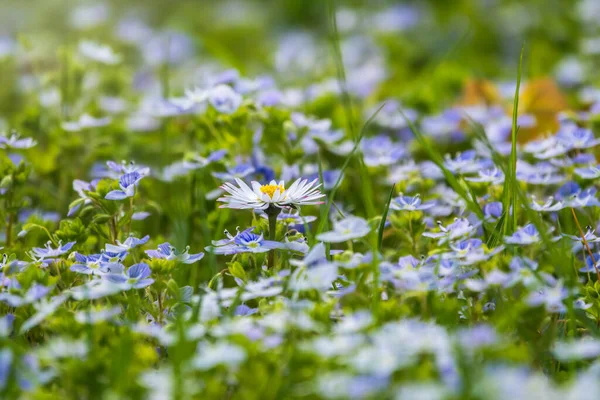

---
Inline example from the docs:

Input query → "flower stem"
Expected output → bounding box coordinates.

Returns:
[266,206,281,269]
[5,213,13,248]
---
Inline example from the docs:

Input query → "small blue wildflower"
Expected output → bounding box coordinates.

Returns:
[70,253,110,276]
[183,149,227,171]
[423,218,477,244]
[206,227,284,255]
[390,194,435,212]
[29,241,75,265]
[580,253,600,273]
[567,187,600,208]
[234,304,259,316]
[574,165,600,179]
[361,135,405,167]
[0,131,36,149]
[208,84,242,114]
[465,167,504,184]
[104,263,154,290]
[106,160,151,177]
[212,163,256,182]
[316,216,371,243]
[105,171,144,200]
[505,224,556,245]
[563,227,600,252]
[0,283,52,307]
[68,179,98,216]
[483,202,503,222]
[444,150,489,174]
[529,196,566,212]
[557,125,600,149]
[526,281,568,312]
[105,234,150,253]
[555,181,581,200]
[145,243,204,264]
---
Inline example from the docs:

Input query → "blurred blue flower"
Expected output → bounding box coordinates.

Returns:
[208,84,242,114]
[526,281,568,312]
[0,131,36,149]
[105,234,149,253]
[390,194,435,212]
[574,165,600,179]
[361,135,405,167]
[316,216,371,243]
[505,224,556,245]
[212,163,255,182]
[145,243,204,264]
[483,202,503,222]
[68,179,98,216]
[423,218,476,244]
[465,167,504,184]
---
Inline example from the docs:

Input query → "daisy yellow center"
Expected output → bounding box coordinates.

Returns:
[260,183,285,199]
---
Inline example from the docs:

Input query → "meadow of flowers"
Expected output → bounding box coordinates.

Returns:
[3,0,600,398]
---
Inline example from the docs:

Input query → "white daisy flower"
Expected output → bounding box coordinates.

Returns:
[218,178,325,210]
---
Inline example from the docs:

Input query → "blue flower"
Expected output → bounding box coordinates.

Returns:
[291,112,332,134]
[234,304,259,316]
[182,150,227,171]
[145,243,204,264]
[0,131,36,149]
[68,179,98,216]
[360,135,406,167]
[0,283,51,307]
[316,216,371,243]
[557,125,600,149]
[70,253,109,275]
[483,202,503,222]
[208,84,242,114]
[526,281,568,312]
[29,241,75,264]
[580,253,600,273]
[206,227,284,255]
[106,160,150,177]
[555,181,580,200]
[505,224,557,245]
[567,187,600,208]
[105,171,144,200]
[104,263,154,289]
[444,150,489,174]
[390,194,435,212]
[563,227,600,252]
[465,167,504,184]
[529,196,565,212]
[105,234,150,253]
[574,165,600,179]
[212,163,256,182]
[423,218,476,244]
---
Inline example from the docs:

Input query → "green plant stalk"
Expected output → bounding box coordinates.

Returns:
[503,45,525,236]
[266,205,281,268]
[378,184,396,252]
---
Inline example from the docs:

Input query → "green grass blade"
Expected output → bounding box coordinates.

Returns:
[315,103,386,235]
[378,184,396,252]
[502,44,524,235]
